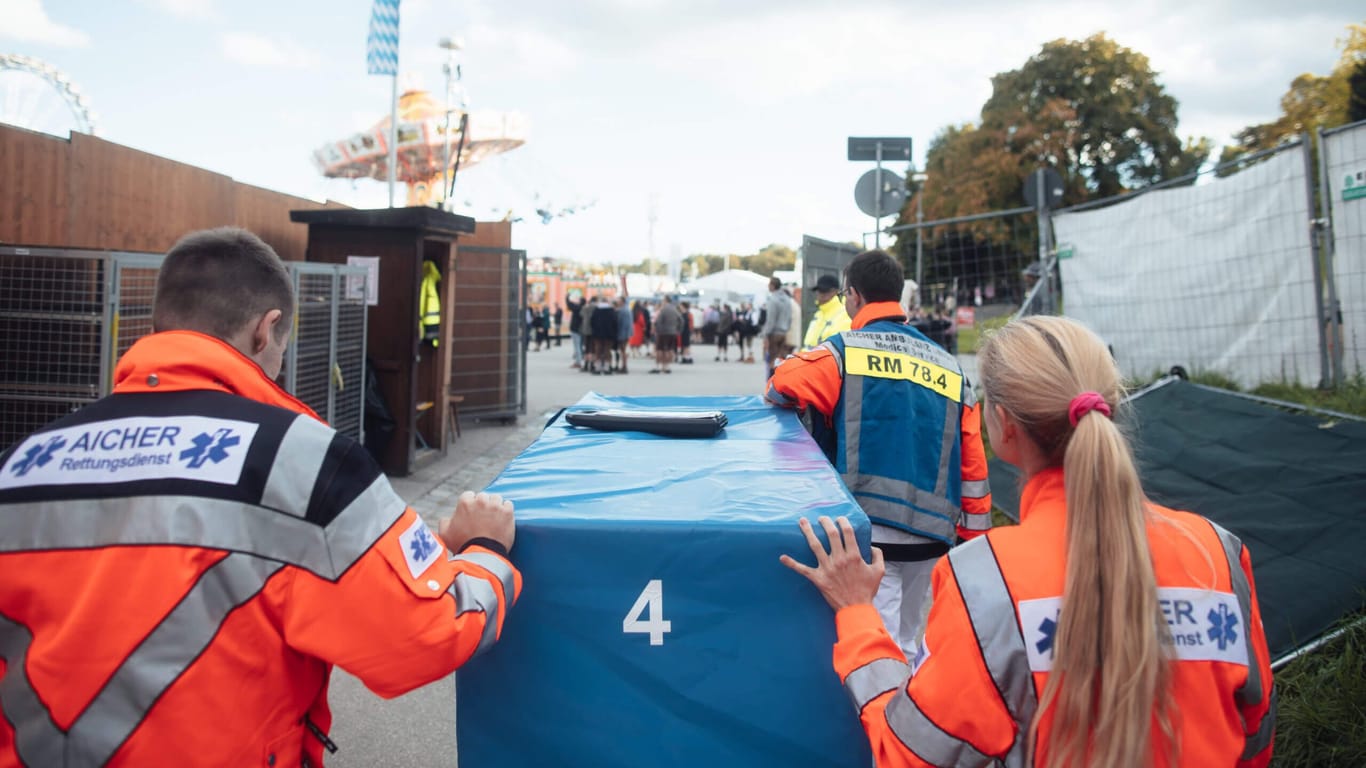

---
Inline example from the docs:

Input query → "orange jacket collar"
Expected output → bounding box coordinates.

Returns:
[1018,466,1067,525]
[113,330,321,421]
[851,301,908,330]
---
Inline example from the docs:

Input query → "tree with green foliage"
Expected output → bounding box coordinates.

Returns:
[896,32,1208,261]
[981,33,1209,199]
[1349,59,1366,122]
[896,33,1208,290]
[1219,23,1366,169]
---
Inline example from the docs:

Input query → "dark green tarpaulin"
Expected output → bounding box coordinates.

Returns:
[987,378,1366,663]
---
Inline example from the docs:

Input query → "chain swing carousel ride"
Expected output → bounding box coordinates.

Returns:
[311,88,527,208]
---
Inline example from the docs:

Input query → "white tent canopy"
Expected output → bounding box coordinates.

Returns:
[684,269,770,306]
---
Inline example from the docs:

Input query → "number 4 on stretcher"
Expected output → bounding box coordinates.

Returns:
[623,579,672,646]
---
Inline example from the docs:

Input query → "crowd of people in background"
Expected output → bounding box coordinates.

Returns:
[538,293,783,373]
[526,273,1000,377]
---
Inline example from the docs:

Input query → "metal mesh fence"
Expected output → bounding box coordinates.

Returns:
[113,258,161,365]
[0,248,107,450]
[1321,119,1366,382]
[1,249,367,452]
[890,140,1331,391]
[889,208,1042,354]
[284,263,368,444]
[1051,141,1320,388]
[333,274,367,442]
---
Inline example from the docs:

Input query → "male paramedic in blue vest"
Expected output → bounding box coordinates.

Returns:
[764,249,992,657]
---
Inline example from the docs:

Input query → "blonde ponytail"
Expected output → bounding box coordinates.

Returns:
[979,316,1171,768]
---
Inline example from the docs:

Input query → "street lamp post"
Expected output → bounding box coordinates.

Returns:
[912,172,928,309]
[438,36,464,210]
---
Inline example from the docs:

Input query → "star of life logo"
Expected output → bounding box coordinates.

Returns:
[0,416,258,490]
[1017,586,1248,672]
[180,429,242,468]
[399,515,444,579]
[10,435,67,477]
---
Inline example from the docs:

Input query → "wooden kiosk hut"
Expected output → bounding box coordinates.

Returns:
[290,208,526,476]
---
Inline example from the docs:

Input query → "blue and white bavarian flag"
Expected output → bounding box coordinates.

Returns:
[366,0,400,76]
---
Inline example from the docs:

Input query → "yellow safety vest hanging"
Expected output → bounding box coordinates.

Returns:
[420,260,442,347]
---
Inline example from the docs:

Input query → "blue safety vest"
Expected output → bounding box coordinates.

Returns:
[821,321,973,544]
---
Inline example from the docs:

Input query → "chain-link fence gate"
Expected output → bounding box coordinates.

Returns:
[1,247,368,452]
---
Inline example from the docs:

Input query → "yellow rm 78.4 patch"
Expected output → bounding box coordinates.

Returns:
[844,347,962,402]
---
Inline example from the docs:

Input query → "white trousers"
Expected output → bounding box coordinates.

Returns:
[872,558,937,660]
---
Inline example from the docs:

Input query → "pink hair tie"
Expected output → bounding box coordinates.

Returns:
[1068,391,1112,427]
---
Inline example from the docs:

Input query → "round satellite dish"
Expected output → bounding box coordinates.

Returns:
[854,169,908,218]
[1023,167,1065,210]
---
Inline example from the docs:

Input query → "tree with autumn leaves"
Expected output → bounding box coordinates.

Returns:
[895,33,1210,290]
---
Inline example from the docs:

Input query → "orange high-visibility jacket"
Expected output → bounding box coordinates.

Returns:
[0,332,521,767]
[765,302,991,544]
[833,467,1275,767]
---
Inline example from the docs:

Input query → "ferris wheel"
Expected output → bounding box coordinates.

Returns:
[0,54,99,137]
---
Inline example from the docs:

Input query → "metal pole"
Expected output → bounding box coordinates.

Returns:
[387,74,398,208]
[1303,132,1331,388]
[915,184,924,308]
[874,142,883,249]
[1316,126,1345,387]
[1035,169,1047,262]
[442,50,453,209]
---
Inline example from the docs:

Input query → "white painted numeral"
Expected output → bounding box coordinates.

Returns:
[622,579,672,646]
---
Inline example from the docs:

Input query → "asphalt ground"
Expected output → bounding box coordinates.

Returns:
[327,336,979,766]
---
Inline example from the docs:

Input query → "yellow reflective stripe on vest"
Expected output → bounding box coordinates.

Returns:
[844,346,962,403]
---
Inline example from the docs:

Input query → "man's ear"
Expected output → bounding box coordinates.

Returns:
[252,309,284,354]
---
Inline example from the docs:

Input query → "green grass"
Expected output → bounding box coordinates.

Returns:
[1270,612,1366,767]
[1130,368,1366,420]
[956,313,1012,355]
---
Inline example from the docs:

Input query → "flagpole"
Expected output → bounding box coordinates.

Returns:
[387,73,398,208]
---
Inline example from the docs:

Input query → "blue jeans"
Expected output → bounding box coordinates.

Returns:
[571,332,583,364]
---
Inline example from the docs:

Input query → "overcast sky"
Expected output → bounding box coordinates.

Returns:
[1,0,1359,265]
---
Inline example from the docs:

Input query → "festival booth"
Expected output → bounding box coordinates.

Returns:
[457,394,875,768]
[292,207,475,476]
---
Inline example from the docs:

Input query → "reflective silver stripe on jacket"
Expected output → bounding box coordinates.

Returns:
[948,537,1036,768]
[1243,686,1277,759]
[449,551,517,657]
[842,657,909,713]
[958,512,992,532]
[260,415,336,514]
[1209,519,1275,757]
[1208,522,1263,708]
[961,479,991,500]
[885,682,996,767]
[451,573,502,656]
[0,475,406,580]
[0,553,284,766]
[451,551,517,612]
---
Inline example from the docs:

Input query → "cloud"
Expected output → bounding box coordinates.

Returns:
[465,22,582,78]
[137,0,217,20]
[220,33,322,71]
[0,0,90,47]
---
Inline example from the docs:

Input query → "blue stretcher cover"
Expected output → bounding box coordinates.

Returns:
[455,394,874,767]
